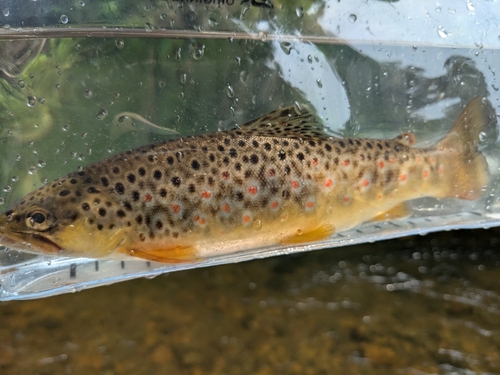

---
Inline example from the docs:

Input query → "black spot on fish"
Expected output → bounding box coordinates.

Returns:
[115,183,125,194]
[209,154,215,162]
[338,140,345,148]
[98,208,106,217]
[217,145,225,152]
[156,220,163,230]
[88,187,99,194]
[153,170,162,180]
[229,149,238,158]
[191,160,200,170]
[238,140,246,147]
[172,177,181,187]
[97,224,103,230]
[167,156,174,165]
[188,184,196,193]
[112,166,120,174]
[132,191,140,201]
[117,210,126,218]
[297,152,305,161]
[235,162,242,171]
[70,179,78,184]
[77,171,85,176]
[366,142,373,149]
[84,177,93,184]
[101,177,109,187]
[127,174,136,184]
[136,215,143,224]
[59,190,71,197]
[252,140,259,148]
[148,155,155,162]
[138,167,146,177]
[160,188,167,197]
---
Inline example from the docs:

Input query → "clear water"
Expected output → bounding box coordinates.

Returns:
[0,1,499,300]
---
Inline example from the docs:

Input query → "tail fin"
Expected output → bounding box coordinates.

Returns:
[435,97,489,200]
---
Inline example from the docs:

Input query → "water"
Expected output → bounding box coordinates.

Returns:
[0,2,500,290]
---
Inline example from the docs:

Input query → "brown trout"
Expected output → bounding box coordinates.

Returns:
[0,98,489,263]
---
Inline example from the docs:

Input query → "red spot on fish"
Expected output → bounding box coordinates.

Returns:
[171,204,181,214]
[193,215,199,221]
[291,180,300,189]
[312,158,318,166]
[422,170,429,178]
[144,194,153,202]
[378,161,385,169]
[399,174,407,182]
[429,157,436,165]
[342,159,350,167]
[201,191,211,199]
[199,218,206,225]
[248,186,258,195]
[438,166,444,175]
[362,179,370,187]
[359,154,365,161]
[268,169,276,177]
[416,157,421,162]
[222,171,230,179]
[305,201,314,208]
[343,196,351,203]
[390,157,395,164]
[377,194,382,200]
[221,203,231,213]
[243,215,251,223]
[325,179,333,188]
[271,201,279,209]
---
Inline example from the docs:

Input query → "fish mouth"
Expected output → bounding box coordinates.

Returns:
[0,232,62,254]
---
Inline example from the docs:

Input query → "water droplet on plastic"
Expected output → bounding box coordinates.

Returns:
[437,26,449,38]
[160,13,167,20]
[37,159,46,168]
[316,79,323,88]
[38,97,45,104]
[225,85,235,98]
[180,73,187,84]
[296,229,303,235]
[239,71,248,83]
[258,31,267,41]
[178,91,184,99]
[208,18,219,27]
[348,14,357,23]
[79,1,85,6]
[107,147,114,153]
[280,42,292,55]
[11,176,18,182]
[175,47,181,61]
[145,22,154,32]
[28,140,34,147]
[96,108,108,120]
[253,219,262,231]
[307,55,313,64]
[466,0,474,11]
[192,44,205,60]
[234,57,241,66]
[26,96,36,107]
[479,131,487,142]
[295,7,304,18]
[16,154,21,161]
[18,80,25,88]
[28,166,37,175]
[62,124,69,131]
[3,8,10,17]
[84,89,93,98]
[158,81,166,88]
[115,39,124,49]
[114,92,120,98]
[0,198,4,205]
[60,15,68,24]
[55,83,61,90]
[3,186,11,193]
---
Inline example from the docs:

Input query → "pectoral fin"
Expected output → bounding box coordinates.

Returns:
[124,245,199,263]
[371,203,412,222]
[281,223,335,245]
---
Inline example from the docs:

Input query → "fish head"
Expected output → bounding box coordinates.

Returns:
[0,174,127,258]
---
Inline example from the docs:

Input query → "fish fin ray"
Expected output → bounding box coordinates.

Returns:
[232,104,329,139]
[370,203,412,222]
[281,223,335,245]
[436,97,489,200]
[123,245,199,263]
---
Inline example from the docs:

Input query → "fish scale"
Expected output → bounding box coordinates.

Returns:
[0,98,489,263]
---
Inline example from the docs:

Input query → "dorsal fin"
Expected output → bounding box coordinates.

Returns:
[232,104,328,139]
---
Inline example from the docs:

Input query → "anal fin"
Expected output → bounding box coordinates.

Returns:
[281,223,335,245]
[371,202,412,222]
[125,245,199,264]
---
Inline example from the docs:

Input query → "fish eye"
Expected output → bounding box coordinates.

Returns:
[26,210,50,231]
